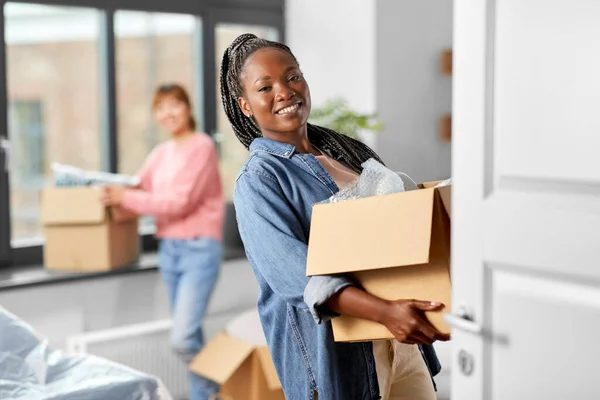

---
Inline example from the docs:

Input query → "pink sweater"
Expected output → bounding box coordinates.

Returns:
[121,133,224,241]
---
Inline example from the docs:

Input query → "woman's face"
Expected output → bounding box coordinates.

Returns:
[154,95,191,136]
[238,48,311,138]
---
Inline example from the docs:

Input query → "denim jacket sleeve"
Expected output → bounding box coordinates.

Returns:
[234,169,354,323]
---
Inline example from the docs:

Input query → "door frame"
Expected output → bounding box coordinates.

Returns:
[451,0,495,398]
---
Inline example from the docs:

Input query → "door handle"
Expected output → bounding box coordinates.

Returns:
[443,306,483,335]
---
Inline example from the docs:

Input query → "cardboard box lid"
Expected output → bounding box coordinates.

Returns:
[190,332,255,384]
[307,187,445,276]
[255,346,282,390]
[41,187,135,226]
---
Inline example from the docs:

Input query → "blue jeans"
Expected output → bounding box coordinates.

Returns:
[159,237,221,400]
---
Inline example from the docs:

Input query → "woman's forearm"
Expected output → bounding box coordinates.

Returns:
[325,286,391,325]
[325,286,450,344]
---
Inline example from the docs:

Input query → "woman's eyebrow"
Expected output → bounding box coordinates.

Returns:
[254,66,298,84]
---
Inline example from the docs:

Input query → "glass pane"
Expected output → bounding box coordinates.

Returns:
[5,3,102,242]
[215,24,279,202]
[115,11,197,176]
[115,11,198,234]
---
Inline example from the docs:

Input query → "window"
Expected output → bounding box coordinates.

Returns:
[215,24,279,201]
[9,101,45,186]
[5,2,103,242]
[115,11,199,176]
[115,11,200,233]
[0,1,284,267]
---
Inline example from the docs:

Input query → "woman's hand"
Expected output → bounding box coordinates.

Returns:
[379,299,451,345]
[325,287,451,345]
[99,186,126,206]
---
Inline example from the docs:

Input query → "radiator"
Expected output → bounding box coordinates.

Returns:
[66,319,189,400]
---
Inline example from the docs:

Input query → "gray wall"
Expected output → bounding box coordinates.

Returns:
[375,0,453,183]
[286,0,453,183]
[285,0,377,114]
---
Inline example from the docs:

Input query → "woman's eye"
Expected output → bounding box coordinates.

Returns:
[289,75,300,82]
[258,86,271,92]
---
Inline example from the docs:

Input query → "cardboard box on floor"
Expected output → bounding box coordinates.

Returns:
[41,186,140,272]
[190,309,284,400]
[307,181,451,342]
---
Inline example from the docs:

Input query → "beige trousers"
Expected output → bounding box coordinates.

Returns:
[373,340,436,400]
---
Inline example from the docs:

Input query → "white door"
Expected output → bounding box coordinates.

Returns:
[449,0,600,399]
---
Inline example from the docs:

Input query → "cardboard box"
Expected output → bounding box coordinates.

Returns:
[190,332,284,400]
[307,182,451,342]
[41,187,140,272]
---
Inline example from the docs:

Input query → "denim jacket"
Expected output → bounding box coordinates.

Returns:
[234,137,441,400]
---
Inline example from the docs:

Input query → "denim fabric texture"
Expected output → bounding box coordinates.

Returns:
[159,237,221,400]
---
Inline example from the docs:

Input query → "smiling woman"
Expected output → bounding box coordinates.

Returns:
[237,51,310,140]
[220,33,447,400]
[219,33,380,170]
[100,82,225,400]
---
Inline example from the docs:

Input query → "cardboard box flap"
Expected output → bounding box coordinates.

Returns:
[189,332,255,384]
[256,346,282,390]
[436,186,451,218]
[420,181,451,218]
[42,187,106,225]
[307,189,436,276]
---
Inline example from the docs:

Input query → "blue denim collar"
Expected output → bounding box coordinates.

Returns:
[249,137,296,159]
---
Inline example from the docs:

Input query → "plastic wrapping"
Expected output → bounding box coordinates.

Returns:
[0,307,172,400]
[324,158,419,203]
[52,163,140,187]
[434,177,452,188]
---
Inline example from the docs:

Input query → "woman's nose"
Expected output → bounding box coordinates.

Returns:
[275,84,296,102]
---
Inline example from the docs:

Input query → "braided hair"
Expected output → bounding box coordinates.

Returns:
[219,33,383,173]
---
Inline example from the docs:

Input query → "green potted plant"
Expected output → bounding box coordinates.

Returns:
[308,97,384,140]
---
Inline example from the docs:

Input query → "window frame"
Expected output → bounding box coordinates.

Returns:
[0,3,9,268]
[0,0,284,269]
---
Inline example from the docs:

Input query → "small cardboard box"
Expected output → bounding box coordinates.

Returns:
[41,186,140,272]
[190,332,284,400]
[307,182,451,342]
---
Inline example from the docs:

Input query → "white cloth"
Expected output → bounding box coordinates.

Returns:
[225,308,267,347]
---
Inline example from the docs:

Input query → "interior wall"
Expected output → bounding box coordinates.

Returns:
[285,0,453,181]
[0,259,258,350]
[285,0,376,115]
[375,0,453,183]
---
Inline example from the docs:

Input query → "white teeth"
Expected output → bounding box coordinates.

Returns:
[277,104,300,114]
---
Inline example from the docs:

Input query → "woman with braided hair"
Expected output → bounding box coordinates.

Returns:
[223,33,449,400]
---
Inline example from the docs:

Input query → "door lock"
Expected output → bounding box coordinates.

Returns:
[458,349,475,376]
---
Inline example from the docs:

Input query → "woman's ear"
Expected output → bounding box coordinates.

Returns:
[238,97,253,118]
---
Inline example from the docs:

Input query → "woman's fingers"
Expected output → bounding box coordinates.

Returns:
[409,330,436,345]
[410,300,452,341]
[99,187,114,205]
[410,300,445,312]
